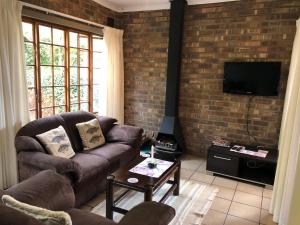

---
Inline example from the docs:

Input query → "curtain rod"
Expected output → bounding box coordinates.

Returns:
[19,1,108,29]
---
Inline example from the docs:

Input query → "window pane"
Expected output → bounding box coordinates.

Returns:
[80,103,89,111]
[25,42,34,65]
[55,106,65,114]
[26,66,35,87]
[93,52,103,69]
[93,85,100,113]
[39,25,52,43]
[80,68,88,85]
[69,32,78,48]
[70,68,78,85]
[70,48,78,66]
[54,67,65,86]
[80,50,88,67]
[40,66,52,86]
[54,87,65,105]
[79,35,88,49]
[53,29,64,45]
[53,46,65,66]
[22,22,33,42]
[41,87,53,107]
[93,69,102,85]
[93,84,106,115]
[29,110,36,121]
[80,86,88,102]
[70,104,79,112]
[93,36,103,52]
[70,86,78,103]
[28,88,36,109]
[42,107,54,117]
[40,44,52,65]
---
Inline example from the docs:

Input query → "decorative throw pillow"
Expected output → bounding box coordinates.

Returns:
[76,118,105,150]
[2,195,72,225]
[36,126,75,159]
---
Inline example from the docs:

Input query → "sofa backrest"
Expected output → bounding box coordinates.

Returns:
[16,115,66,138]
[15,115,67,153]
[59,111,96,152]
[15,111,117,154]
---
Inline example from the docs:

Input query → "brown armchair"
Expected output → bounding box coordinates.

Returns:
[0,170,175,225]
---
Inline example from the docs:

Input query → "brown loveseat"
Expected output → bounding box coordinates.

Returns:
[15,111,143,207]
[0,170,175,225]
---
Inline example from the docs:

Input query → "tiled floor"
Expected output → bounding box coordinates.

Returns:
[81,154,278,225]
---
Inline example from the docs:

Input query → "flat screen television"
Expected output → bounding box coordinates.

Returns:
[223,62,281,96]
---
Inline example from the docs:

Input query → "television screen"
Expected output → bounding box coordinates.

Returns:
[223,62,281,96]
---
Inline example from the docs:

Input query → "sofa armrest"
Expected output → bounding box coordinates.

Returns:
[118,202,175,225]
[18,151,82,182]
[15,136,45,153]
[97,116,118,135]
[105,125,143,148]
[6,170,75,211]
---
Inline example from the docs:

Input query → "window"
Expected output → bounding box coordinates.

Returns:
[22,20,104,120]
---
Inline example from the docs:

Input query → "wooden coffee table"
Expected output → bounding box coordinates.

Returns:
[106,156,181,219]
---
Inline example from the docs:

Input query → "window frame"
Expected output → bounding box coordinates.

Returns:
[22,17,102,119]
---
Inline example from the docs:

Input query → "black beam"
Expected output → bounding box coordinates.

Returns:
[165,0,187,116]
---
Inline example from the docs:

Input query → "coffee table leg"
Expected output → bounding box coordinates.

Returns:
[174,161,181,196]
[106,175,114,219]
[144,185,153,201]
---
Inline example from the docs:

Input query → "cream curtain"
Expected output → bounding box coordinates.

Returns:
[103,27,124,124]
[0,0,30,189]
[270,18,300,225]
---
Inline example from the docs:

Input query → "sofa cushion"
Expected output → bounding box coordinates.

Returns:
[76,119,105,150]
[0,203,44,225]
[86,143,138,170]
[72,153,109,182]
[67,208,116,225]
[36,126,75,159]
[60,111,96,152]
[2,195,72,225]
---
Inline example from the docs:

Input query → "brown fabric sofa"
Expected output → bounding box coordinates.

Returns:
[15,111,143,207]
[0,170,175,225]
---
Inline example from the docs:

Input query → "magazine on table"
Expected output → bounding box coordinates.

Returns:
[230,145,268,158]
[129,158,174,178]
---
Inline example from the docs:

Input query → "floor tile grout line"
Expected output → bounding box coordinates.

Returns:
[223,178,239,225]
[231,199,263,210]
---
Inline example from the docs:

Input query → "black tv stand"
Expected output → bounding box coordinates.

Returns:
[206,144,278,187]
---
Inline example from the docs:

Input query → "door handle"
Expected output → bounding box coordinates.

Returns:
[214,155,231,161]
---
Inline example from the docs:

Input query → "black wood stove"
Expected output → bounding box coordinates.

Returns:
[155,0,187,159]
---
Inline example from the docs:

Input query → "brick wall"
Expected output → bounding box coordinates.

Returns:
[122,10,170,132]
[22,0,121,27]
[122,0,300,155]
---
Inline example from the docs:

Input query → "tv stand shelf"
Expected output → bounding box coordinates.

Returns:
[206,144,278,186]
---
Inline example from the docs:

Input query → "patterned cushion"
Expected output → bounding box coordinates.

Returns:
[2,195,72,225]
[76,119,105,150]
[36,126,75,159]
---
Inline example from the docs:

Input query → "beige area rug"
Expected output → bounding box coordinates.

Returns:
[92,179,218,225]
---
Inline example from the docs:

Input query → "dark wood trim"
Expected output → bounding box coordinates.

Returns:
[22,7,103,36]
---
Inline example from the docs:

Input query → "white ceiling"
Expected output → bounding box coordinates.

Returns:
[93,0,239,12]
